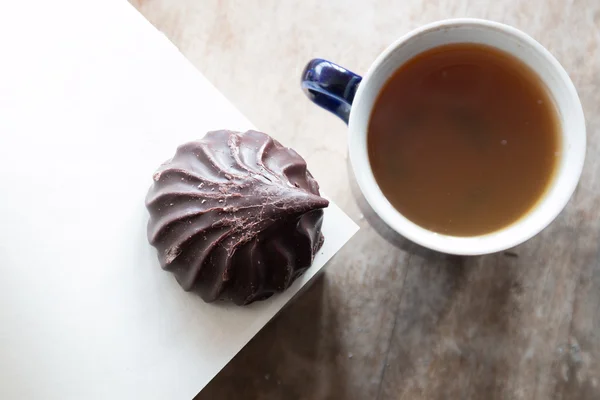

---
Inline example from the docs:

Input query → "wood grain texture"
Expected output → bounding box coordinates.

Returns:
[130,0,600,398]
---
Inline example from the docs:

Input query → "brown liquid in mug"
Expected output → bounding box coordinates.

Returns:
[368,43,560,236]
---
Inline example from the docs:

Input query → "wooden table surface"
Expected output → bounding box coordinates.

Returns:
[131,1,599,398]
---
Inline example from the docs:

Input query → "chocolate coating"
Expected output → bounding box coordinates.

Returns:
[145,130,329,305]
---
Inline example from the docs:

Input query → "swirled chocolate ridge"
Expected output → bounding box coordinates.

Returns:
[145,130,328,305]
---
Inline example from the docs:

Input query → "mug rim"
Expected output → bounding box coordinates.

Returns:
[348,18,586,255]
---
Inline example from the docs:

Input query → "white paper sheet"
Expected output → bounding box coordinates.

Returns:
[0,1,358,398]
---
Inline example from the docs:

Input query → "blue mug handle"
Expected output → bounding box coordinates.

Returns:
[301,59,362,124]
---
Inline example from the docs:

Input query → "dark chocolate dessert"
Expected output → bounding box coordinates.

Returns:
[146,130,328,305]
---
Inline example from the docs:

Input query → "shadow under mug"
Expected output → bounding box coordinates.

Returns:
[301,18,586,256]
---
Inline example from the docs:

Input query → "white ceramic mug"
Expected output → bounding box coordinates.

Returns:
[301,18,586,255]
